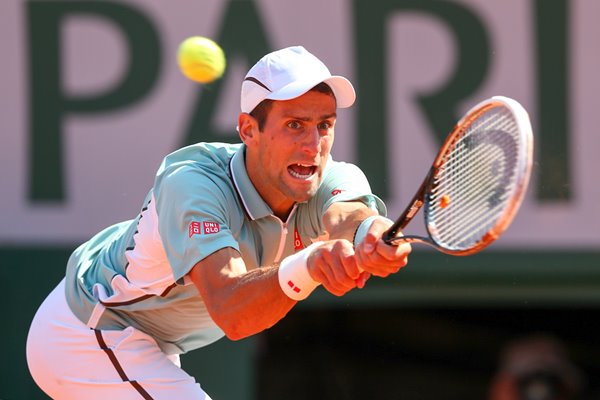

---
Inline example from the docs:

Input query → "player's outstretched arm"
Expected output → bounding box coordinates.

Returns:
[190,247,295,341]
[189,243,363,341]
[189,202,411,341]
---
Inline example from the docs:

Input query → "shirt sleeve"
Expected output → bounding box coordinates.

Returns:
[153,163,240,282]
[297,159,387,238]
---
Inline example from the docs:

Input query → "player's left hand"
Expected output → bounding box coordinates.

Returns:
[353,217,411,278]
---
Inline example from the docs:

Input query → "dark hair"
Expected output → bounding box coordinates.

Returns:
[249,82,335,131]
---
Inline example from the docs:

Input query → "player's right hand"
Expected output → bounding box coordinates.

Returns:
[306,239,363,297]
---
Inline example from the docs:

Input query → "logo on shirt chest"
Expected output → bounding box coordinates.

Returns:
[189,221,221,237]
[294,227,305,250]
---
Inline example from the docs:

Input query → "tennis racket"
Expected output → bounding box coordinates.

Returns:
[382,96,533,256]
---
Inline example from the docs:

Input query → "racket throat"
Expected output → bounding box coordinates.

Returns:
[387,234,431,247]
[383,172,433,244]
[387,235,471,256]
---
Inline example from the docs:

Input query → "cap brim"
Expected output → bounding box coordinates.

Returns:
[265,75,356,108]
[324,76,356,108]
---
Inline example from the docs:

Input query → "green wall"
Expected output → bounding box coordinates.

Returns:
[3,247,598,399]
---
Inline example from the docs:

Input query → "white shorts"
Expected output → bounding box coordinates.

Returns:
[26,279,212,400]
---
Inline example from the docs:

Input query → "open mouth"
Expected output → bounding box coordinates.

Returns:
[288,163,317,179]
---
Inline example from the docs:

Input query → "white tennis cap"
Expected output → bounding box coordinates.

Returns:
[240,46,356,113]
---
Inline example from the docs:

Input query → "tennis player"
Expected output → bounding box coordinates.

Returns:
[26,46,411,399]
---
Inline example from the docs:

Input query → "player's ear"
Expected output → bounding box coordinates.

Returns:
[238,113,259,145]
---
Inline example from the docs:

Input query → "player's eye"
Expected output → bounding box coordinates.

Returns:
[287,120,302,129]
[318,121,332,130]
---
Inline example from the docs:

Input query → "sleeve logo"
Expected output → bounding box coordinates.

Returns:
[331,189,344,196]
[189,221,221,237]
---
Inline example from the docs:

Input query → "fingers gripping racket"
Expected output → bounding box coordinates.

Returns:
[383,96,534,256]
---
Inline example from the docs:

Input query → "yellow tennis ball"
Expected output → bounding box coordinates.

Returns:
[177,36,226,84]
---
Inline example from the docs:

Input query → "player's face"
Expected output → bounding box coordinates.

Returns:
[247,90,337,218]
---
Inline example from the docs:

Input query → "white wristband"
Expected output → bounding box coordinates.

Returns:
[353,215,393,247]
[278,243,321,301]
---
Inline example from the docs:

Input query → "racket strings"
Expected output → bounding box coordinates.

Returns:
[433,115,517,246]
[431,151,506,246]
[426,107,521,250]
[433,142,514,245]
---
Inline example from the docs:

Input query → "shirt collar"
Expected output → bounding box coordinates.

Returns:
[229,145,273,220]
